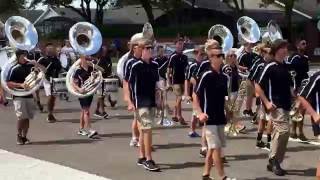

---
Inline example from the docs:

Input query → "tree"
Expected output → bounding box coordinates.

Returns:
[221,0,245,17]
[30,0,93,22]
[118,0,184,25]
[260,0,296,42]
[0,0,26,13]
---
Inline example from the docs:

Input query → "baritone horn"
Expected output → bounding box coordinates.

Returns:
[0,16,45,97]
[66,22,103,98]
[262,20,283,45]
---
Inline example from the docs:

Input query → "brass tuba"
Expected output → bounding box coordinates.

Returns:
[65,22,103,98]
[0,16,44,97]
[208,24,234,54]
[116,22,154,81]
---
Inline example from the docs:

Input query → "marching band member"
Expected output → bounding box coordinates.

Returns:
[7,50,45,145]
[224,48,245,133]
[185,45,206,138]
[127,39,160,171]
[248,43,273,150]
[297,71,320,179]
[123,36,142,147]
[154,45,169,117]
[60,40,76,71]
[286,38,309,141]
[194,40,234,180]
[72,55,98,138]
[168,37,188,125]
[37,43,62,123]
[238,43,258,117]
[256,39,293,176]
[94,46,117,119]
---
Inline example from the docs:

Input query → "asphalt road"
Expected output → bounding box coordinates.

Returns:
[0,90,319,180]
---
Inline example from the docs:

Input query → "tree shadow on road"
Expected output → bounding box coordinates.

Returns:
[31,138,97,145]
[99,132,132,138]
[247,177,289,180]
[57,118,101,123]
[54,108,80,113]
[158,161,204,170]
[154,143,200,150]
[286,145,319,153]
[226,153,268,161]
[286,168,316,177]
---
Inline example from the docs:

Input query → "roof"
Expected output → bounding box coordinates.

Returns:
[0,9,43,23]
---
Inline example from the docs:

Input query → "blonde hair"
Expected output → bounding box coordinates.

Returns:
[205,39,221,53]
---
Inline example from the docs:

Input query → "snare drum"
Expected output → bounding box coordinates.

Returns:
[51,77,67,94]
[103,78,119,93]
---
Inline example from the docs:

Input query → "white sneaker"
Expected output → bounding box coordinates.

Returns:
[129,138,139,147]
[77,129,88,136]
[87,129,98,138]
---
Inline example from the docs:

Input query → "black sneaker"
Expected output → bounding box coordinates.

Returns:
[17,135,24,145]
[94,111,104,118]
[267,158,286,176]
[137,157,146,166]
[47,114,57,123]
[22,137,31,144]
[290,133,298,139]
[202,175,214,180]
[200,149,207,158]
[143,160,160,171]
[88,130,98,138]
[298,134,308,142]
[256,140,266,149]
[265,142,271,150]
[101,112,109,119]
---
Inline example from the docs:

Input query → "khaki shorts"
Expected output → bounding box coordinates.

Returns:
[246,80,255,97]
[173,84,184,96]
[136,107,155,130]
[205,125,226,149]
[13,97,36,120]
[266,108,289,124]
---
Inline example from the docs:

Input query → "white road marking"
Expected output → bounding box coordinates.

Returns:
[0,149,111,180]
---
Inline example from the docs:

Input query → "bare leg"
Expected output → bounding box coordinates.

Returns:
[22,119,29,138]
[144,129,153,160]
[138,128,145,158]
[83,108,91,129]
[80,110,85,129]
[17,119,24,136]
[317,161,320,180]
[176,96,182,118]
[190,115,197,133]
[47,96,56,116]
[203,149,213,176]
[132,119,139,139]
[213,148,225,178]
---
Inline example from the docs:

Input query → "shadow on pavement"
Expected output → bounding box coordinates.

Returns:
[31,138,97,145]
[226,153,268,161]
[286,145,319,153]
[54,108,80,113]
[57,118,101,123]
[248,177,289,180]
[158,161,204,170]
[100,132,132,138]
[154,143,200,150]
[286,168,316,177]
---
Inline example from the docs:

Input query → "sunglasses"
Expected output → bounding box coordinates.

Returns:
[209,53,224,59]
[227,54,236,58]
[144,46,153,50]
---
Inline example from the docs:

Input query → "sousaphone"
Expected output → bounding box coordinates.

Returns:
[0,16,44,97]
[65,22,103,98]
